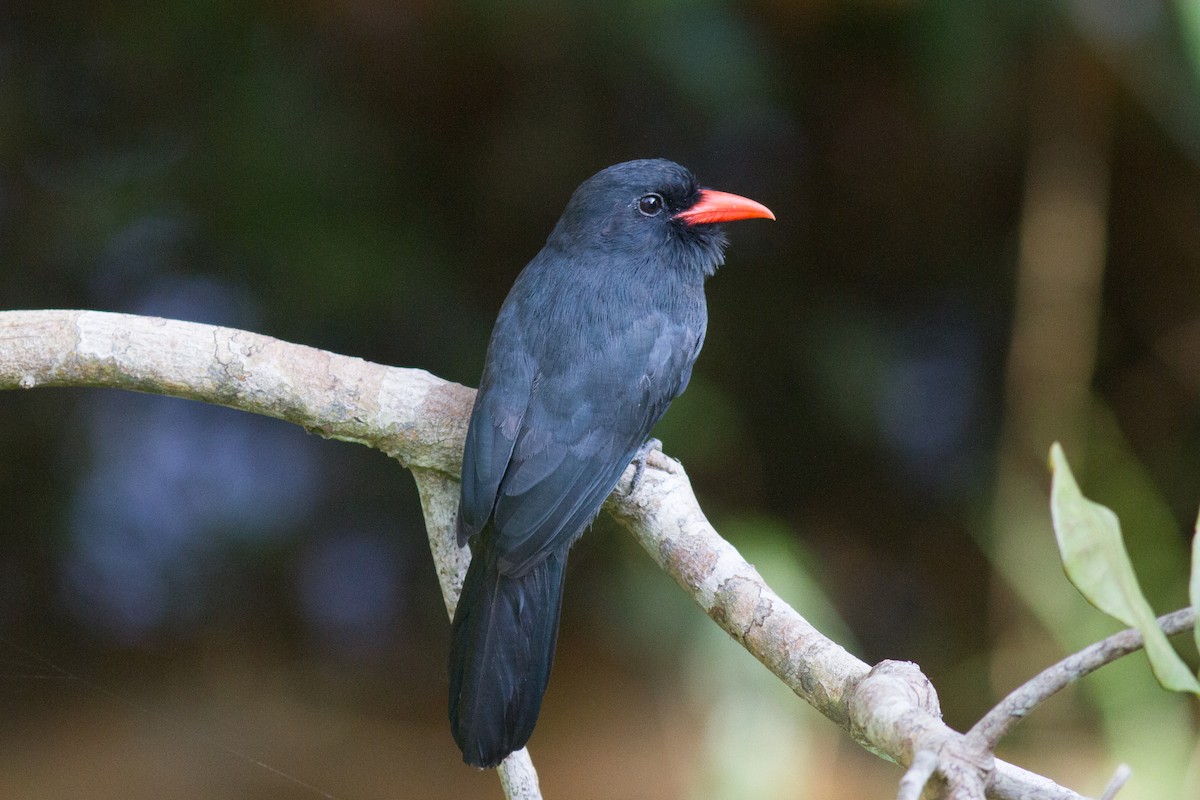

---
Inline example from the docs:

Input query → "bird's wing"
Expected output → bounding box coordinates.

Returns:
[488,311,703,576]
[457,317,535,545]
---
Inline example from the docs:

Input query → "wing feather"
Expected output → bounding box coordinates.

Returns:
[485,314,700,575]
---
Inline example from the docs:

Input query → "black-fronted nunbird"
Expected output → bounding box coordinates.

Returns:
[449,158,774,768]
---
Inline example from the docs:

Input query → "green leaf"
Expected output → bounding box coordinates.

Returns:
[1192,513,1200,662]
[1181,0,1200,85]
[1048,443,1200,694]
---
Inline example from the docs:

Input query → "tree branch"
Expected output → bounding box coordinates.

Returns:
[0,309,540,794]
[897,750,940,800]
[967,607,1197,752]
[0,309,1102,799]
[410,466,541,795]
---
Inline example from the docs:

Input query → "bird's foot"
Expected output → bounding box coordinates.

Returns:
[629,438,663,493]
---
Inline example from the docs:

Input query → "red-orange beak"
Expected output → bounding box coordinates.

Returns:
[673,188,775,225]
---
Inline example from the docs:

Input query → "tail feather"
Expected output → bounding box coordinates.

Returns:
[448,525,568,768]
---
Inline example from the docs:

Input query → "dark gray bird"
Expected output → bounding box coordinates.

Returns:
[449,159,774,768]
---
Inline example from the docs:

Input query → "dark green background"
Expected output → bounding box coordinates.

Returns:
[2,2,1198,797]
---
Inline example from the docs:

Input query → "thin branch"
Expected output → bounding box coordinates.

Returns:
[1099,764,1132,800]
[967,607,1196,752]
[0,309,1094,800]
[497,751,543,800]
[897,749,940,800]
[411,466,541,795]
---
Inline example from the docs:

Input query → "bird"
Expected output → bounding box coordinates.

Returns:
[449,158,774,768]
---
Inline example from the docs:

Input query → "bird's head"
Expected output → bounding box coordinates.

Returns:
[547,159,774,278]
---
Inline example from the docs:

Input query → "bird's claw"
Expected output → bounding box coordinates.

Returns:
[629,438,663,493]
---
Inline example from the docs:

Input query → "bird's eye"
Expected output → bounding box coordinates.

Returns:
[637,193,664,216]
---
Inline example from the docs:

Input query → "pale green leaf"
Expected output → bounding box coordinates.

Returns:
[1192,514,1200,663]
[1048,443,1200,693]
[1182,0,1200,85]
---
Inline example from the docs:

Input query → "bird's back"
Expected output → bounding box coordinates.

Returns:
[458,242,707,574]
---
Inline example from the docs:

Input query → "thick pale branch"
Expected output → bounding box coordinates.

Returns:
[0,308,474,470]
[0,310,1093,800]
[0,310,533,795]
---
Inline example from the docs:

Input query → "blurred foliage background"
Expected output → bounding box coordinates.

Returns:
[2,1,1199,798]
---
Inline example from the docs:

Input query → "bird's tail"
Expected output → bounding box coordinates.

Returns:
[448,524,567,768]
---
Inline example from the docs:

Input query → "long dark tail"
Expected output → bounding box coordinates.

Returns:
[448,525,568,768]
